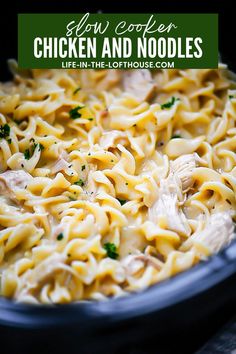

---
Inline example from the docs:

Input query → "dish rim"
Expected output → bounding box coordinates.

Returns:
[0,238,236,330]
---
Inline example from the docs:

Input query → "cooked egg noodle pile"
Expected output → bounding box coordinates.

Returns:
[0,64,235,303]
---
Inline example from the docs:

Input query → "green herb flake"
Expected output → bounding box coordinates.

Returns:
[161,97,180,110]
[74,179,85,187]
[87,118,93,121]
[13,118,20,125]
[7,138,12,144]
[24,148,31,160]
[117,198,127,206]
[0,124,10,139]
[81,165,86,171]
[104,242,119,260]
[171,134,182,139]
[73,87,81,95]
[32,143,38,153]
[229,95,234,99]
[57,233,64,241]
[39,143,44,151]
[24,141,44,160]
[69,105,84,119]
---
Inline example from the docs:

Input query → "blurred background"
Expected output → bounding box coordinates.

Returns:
[0,0,235,80]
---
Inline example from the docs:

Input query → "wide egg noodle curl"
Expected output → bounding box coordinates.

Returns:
[0,64,235,304]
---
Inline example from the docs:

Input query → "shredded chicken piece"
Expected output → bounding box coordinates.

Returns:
[122,254,144,275]
[149,176,191,236]
[149,153,202,236]
[50,158,69,175]
[100,130,127,149]
[188,212,235,254]
[170,153,198,192]
[122,253,163,276]
[15,253,68,298]
[0,170,32,190]
[123,69,156,102]
[135,254,163,270]
[50,149,71,175]
[0,170,32,201]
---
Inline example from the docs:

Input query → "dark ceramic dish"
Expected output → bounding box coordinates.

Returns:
[1,239,236,354]
[1,240,236,330]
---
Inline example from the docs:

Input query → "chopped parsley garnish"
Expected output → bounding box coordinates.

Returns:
[161,97,179,110]
[57,233,64,241]
[13,119,20,125]
[81,165,86,171]
[117,198,127,206]
[24,142,43,160]
[74,179,85,187]
[0,124,10,139]
[73,87,81,95]
[69,105,84,119]
[229,95,234,99]
[171,134,182,139]
[24,148,31,160]
[104,242,119,259]
[7,138,12,144]
[32,143,38,153]
[87,118,93,121]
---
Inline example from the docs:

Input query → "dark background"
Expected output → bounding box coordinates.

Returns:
[0,0,235,80]
[0,1,236,353]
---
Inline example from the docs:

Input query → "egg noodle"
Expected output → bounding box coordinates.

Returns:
[0,62,235,304]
